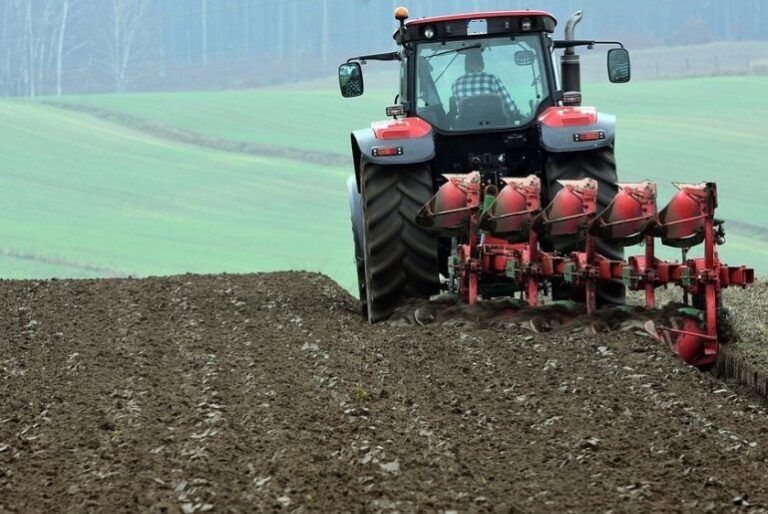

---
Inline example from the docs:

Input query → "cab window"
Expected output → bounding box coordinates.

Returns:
[415,34,549,131]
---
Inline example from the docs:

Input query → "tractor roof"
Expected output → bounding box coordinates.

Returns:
[399,10,557,43]
[405,10,556,27]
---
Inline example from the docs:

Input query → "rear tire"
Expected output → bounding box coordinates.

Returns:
[545,145,625,306]
[361,163,440,321]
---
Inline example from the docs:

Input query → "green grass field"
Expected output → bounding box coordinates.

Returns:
[0,75,765,291]
[0,102,353,286]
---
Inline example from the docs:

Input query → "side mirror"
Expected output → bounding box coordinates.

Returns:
[514,50,535,66]
[607,48,631,83]
[339,62,364,98]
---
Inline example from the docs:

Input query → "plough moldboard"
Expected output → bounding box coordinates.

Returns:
[415,173,754,369]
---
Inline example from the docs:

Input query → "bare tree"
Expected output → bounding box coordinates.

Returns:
[21,0,57,96]
[22,0,34,95]
[0,1,20,95]
[102,0,149,92]
[321,0,329,66]
[201,0,208,67]
[0,0,77,97]
[55,0,70,95]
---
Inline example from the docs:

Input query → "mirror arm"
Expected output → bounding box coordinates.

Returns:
[347,52,402,64]
[554,40,624,50]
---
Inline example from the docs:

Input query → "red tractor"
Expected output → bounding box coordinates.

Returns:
[340,7,631,321]
[338,7,753,368]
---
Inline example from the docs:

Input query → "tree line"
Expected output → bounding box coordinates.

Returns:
[0,0,765,97]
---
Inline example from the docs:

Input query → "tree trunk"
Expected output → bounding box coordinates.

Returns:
[25,0,34,96]
[56,0,70,96]
[109,0,148,93]
[201,0,208,67]
[291,0,298,81]
[321,0,329,66]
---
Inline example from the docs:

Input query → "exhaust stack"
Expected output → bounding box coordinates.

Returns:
[561,11,583,103]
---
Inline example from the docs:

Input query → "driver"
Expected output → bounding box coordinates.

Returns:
[451,50,517,112]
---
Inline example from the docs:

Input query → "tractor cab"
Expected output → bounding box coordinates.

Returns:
[414,34,550,131]
[339,9,629,134]
[400,11,557,133]
[339,8,630,182]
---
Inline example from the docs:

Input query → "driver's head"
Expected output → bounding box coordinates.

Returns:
[465,51,484,73]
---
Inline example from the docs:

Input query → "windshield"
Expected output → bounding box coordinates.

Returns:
[415,35,550,131]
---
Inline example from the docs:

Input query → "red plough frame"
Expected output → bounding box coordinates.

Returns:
[416,174,754,368]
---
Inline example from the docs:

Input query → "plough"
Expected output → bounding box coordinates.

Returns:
[416,174,754,368]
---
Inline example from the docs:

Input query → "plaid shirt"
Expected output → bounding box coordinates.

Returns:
[452,72,515,111]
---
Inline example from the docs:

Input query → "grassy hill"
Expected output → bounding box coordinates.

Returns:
[0,75,765,291]
[0,102,353,286]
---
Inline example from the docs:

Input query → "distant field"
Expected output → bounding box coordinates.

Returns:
[586,76,768,269]
[54,87,381,156]
[0,75,764,291]
[52,75,768,274]
[0,102,354,287]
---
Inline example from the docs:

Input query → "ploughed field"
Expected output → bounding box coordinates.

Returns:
[1,272,768,513]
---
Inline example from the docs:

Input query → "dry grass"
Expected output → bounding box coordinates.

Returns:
[722,279,768,369]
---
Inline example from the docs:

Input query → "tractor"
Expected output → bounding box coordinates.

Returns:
[338,7,752,368]
[339,7,630,320]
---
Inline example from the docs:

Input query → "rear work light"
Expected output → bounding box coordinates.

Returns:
[573,130,605,142]
[385,104,406,117]
[372,146,403,157]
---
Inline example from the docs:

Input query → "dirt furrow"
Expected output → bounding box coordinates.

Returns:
[1,272,768,513]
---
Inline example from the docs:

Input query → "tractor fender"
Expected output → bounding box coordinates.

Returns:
[538,106,616,153]
[350,117,435,190]
[347,175,364,260]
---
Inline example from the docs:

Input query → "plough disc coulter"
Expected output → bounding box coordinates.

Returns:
[416,175,754,368]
